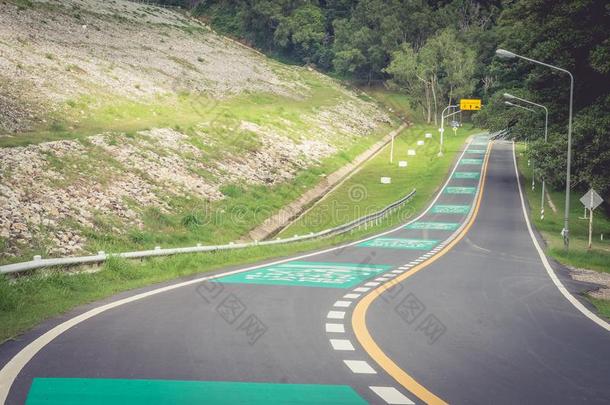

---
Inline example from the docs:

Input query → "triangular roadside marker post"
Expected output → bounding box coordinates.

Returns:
[580,189,603,250]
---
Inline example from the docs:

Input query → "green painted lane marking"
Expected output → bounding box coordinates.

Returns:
[216,261,391,288]
[404,222,460,231]
[460,158,483,165]
[358,238,438,250]
[26,378,368,405]
[431,204,471,214]
[444,186,477,194]
[453,171,480,179]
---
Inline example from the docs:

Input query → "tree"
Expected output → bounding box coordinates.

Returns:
[474,0,610,203]
[274,4,326,64]
[385,29,477,124]
[385,44,433,122]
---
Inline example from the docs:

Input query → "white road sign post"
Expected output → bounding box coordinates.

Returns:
[580,189,603,250]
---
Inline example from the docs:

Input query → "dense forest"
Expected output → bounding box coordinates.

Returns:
[155,0,609,206]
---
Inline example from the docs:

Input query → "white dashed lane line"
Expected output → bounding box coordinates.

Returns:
[343,360,377,374]
[325,323,345,333]
[327,311,345,320]
[334,301,352,308]
[370,386,415,404]
[330,339,355,351]
[354,287,370,292]
[344,293,361,299]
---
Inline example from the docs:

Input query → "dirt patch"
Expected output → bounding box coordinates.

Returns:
[570,267,610,300]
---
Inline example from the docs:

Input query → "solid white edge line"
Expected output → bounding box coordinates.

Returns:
[369,386,415,405]
[0,134,485,402]
[511,141,610,331]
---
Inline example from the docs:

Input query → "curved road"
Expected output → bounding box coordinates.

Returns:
[1,137,609,404]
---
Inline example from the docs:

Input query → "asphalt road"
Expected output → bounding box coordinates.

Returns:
[1,137,608,404]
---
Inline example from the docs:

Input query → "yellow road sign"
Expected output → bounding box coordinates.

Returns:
[460,99,482,111]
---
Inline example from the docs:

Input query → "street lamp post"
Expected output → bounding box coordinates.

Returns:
[504,101,537,189]
[505,100,535,112]
[438,104,459,157]
[504,93,549,220]
[496,48,574,249]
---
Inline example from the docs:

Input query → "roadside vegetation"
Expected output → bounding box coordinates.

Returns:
[0,75,374,148]
[516,146,610,273]
[516,146,610,317]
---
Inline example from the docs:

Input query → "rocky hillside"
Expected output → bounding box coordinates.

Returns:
[0,0,394,262]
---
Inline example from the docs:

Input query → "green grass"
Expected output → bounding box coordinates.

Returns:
[589,297,610,319]
[0,77,349,148]
[516,146,610,273]
[516,145,610,317]
[358,86,416,122]
[280,123,482,236]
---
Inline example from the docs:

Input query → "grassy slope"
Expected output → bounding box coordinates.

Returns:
[516,145,610,317]
[357,86,415,121]
[1,71,397,264]
[0,71,364,148]
[0,89,481,342]
[516,146,610,272]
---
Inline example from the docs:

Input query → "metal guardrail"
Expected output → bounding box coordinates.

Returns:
[0,189,416,275]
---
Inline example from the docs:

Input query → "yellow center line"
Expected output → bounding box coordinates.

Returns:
[351,141,494,405]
